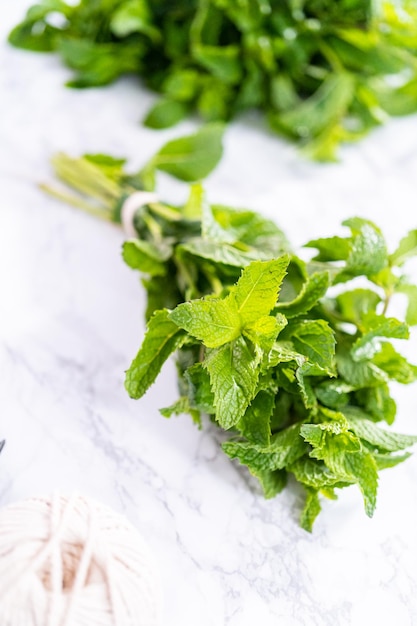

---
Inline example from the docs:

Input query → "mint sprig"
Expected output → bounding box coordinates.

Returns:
[46,153,417,530]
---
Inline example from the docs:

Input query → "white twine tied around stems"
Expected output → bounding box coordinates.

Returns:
[121,192,158,238]
[0,493,161,626]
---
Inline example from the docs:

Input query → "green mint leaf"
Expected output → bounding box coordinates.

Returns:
[152,123,224,182]
[243,314,287,353]
[355,383,397,425]
[289,457,341,490]
[390,230,417,266]
[288,319,336,376]
[125,309,186,399]
[343,452,378,518]
[339,217,388,280]
[122,240,169,276]
[351,313,409,361]
[169,296,241,349]
[373,452,412,471]
[337,347,387,388]
[237,389,274,446]
[184,363,215,414]
[395,284,417,326]
[372,343,417,384]
[160,396,201,426]
[223,424,307,472]
[204,336,260,429]
[233,257,289,326]
[300,488,322,533]
[275,272,329,318]
[335,289,382,324]
[344,408,417,452]
[144,99,189,129]
[251,468,287,499]
[305,236,351,262]
[178,239,267,267]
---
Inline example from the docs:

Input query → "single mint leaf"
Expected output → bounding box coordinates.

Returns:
[289,457,342,490]
[338,217,388,280]
[305,236,350,262]
[300,488,322,533]
[275,272,329,318]
[315,380,352,410]
[178,239,267,267]
[336,289,382,324]
[344,408,417,452]
[234,257,289,326]
[395,284,417,326]
[237,389,274,446]
[243,314,287,352]
[355,383,397,425]
[252,468,287,499]
[351,312,409,361]
[343,452,378,517]
[125,309,186,399]
[288,319,336,376]
[337,347,388,388]
[205,336,260,429]
[373,452,412,471]
[223,423,307,471]
[184,363,215,414]
[153,123,224,182]
[160,396,201,426]
[169,296,241,349]
[372,343,417,384]
[144,99,189,129]
[390,230,417,266]
[122,239,169,276]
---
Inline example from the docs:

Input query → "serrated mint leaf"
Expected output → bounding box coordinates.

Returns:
[275,272,329,318]
[338,217,388,281]
[296,365,317,409]
[252,468,287,499]
[343,452,378,517]
[351,313,409,361]
[160,396,201,426]
[289,319,336,376]
[315,380,352,409]
[152,123,224,182]
[184,363,215,414]
[204,336,260,429]
[289,457,342,489]
[373,452,412,471]
[337,348,387,388]
[237,389,274,446]
[201,197,236,244]
[169,295,241,349]
[344,408,417,452]
[355,383,397,425]
[390,230,417,266]
[234,257,289,326]
[179,239,266,267]
[243,314,287,352]
[372,343,417,384]
[122,239,169,276]
[300,488,322,533]
[223,423,307,472]
[125,309,186,399]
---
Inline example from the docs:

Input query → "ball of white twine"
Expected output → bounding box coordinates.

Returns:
[0,493,161,626]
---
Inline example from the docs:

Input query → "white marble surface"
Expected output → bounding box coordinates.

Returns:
[2,2,417,624]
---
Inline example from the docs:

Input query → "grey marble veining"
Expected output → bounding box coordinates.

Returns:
[1,2,417,625]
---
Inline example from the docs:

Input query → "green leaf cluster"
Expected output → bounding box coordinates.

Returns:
[121,189,417,530]
[9,0,417,159]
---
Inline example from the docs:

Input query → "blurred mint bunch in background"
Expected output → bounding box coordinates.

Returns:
[9,0,417,160]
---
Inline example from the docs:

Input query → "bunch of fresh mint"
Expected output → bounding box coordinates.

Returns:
[9,0,417,159]
[45,139,417,530]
